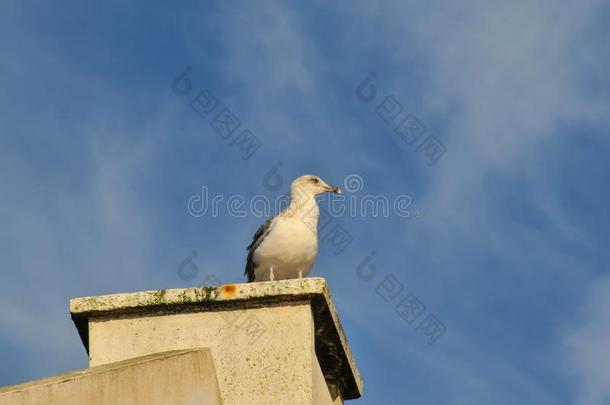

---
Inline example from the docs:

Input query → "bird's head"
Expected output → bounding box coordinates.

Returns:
[290,175,342,198]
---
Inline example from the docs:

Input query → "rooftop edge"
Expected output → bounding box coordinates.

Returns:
[69,277,363,400]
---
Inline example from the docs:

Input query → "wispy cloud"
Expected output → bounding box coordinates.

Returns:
[564,276,610,405]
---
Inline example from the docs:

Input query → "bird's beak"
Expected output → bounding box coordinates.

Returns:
[327,185,342,194]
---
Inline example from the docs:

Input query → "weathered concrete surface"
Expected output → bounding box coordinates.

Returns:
[70,277,363,404]
[89,303,315,404]
[0,349,221,405]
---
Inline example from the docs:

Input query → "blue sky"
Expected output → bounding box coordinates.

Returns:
[1,1,610,404]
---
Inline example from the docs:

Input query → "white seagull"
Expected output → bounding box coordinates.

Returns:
[245,175,342,282]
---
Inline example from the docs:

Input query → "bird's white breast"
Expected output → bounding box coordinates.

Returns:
[253,215,318,281]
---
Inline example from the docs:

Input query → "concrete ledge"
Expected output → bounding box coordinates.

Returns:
[0,349,221,404]
[70,278,363,401]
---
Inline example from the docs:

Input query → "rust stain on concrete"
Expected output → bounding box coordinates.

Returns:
[221,285,237,297]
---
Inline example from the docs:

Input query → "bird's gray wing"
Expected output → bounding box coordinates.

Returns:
[245,217,276,282]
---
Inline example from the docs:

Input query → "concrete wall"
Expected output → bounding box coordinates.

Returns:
[88,303,328,404]
[0,349,222,405]
[69,279,363,403]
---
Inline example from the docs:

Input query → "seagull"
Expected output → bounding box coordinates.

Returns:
[245,175,342,282]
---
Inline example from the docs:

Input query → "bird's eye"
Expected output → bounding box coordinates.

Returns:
[310,178,319,183]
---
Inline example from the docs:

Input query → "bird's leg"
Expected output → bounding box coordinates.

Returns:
[298,270,303,278]
[269,266,275,281]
